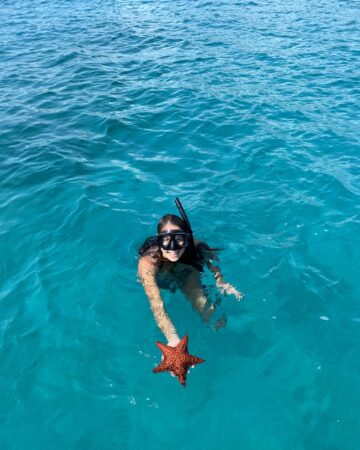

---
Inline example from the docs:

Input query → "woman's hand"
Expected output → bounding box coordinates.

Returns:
[216,281,244,301]
[167,335,195,374]
[165,335,181,377]
[167,335,180,347]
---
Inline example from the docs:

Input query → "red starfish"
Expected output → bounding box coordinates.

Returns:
[153,335,205,387]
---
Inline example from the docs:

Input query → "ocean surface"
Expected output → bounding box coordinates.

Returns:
[1,0,359,449]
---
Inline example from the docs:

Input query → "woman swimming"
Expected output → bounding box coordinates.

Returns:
[138,198,243,347]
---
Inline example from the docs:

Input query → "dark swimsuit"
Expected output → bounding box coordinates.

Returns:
[155,240,208,292]
[156,262,196,292]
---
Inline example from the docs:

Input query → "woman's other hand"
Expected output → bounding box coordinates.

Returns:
[216,281,244,301]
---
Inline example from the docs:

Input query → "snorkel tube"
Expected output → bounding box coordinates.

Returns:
[174,197,198,261]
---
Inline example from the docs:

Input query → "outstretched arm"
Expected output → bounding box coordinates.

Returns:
[138,257,180,346]
[206,258,243,301]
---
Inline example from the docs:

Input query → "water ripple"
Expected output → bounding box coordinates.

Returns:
[1,0,360,448]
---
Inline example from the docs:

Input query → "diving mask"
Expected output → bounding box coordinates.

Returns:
[156,230,190,251]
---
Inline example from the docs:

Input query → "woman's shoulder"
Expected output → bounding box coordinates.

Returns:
[138,252,160,268]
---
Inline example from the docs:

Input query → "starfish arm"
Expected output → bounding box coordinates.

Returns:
[156,341,178,359]
[153,359,172,373]
[171,365,188,386]
[155,341,170,352]
[178,374,187,386]
[176,335,189,353]
[188,355,205,366]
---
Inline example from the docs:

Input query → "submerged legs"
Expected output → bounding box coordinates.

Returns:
[179,268,215,323]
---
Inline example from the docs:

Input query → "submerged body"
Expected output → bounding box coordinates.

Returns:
[138,203,242,347]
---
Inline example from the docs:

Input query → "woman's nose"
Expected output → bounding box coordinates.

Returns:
[168,239,176,250]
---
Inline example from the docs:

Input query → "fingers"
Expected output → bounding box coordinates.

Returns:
[218,283,244,300]
[235,291,244,301]
[167,337,180,347]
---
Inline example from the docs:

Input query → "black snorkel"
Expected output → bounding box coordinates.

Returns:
[174,197,198,263]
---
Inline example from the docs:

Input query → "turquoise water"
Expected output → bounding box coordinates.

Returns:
[1,0,359,448]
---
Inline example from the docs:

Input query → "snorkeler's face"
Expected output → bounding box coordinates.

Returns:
[159,225,187,262]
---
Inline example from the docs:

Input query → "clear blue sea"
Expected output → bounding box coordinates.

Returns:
[1,0,359,448]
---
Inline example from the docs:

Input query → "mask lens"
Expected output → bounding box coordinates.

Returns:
[160,235,171,247]
[157,231,188,250]
[175,235,185,247]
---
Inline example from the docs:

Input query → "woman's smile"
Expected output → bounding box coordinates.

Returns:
[162,248,185,261]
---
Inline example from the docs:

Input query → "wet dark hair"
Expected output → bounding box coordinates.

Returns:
[157,214,189,234]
